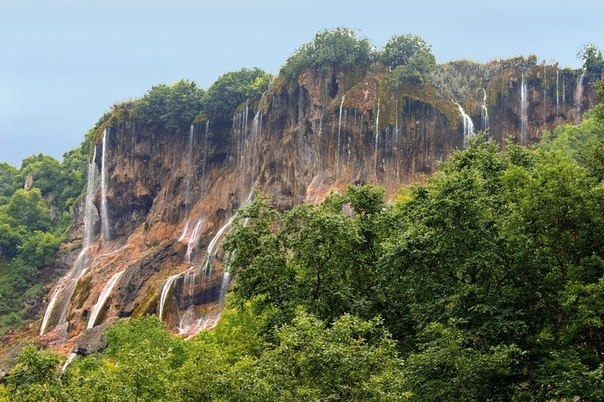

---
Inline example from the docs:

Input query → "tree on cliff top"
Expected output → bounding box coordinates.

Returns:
[380,34,436,84]
[131,79,204,135]
[579,43,604,81]
[280,27,374,79]
[202,68,271,119]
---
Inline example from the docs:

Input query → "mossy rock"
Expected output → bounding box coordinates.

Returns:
[130,287,157,319]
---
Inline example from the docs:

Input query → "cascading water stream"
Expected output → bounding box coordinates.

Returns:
[158,274,180,321]
[374,100,380,180]
[185,218,205,264]
[87,270,125,329]
[178,220,190,242]
[562,74,567,111]
[184,125,195,209]
[520,74,529,143]
[477,88,489,131]
[61,353,77,374]
[556,70,560,115]
[100,129,111,241]
[454,101,475,139]
[160,191,253,335]
[574,70,586,123]
[202,215,236,274]
[250,111,261,187]
[40,159,99,336]
[201,120,209,183]
[336,95,345,180]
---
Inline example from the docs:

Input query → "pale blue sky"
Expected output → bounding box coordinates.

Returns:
[1,0,602,166]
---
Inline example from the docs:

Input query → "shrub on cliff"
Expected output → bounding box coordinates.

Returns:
[379,34,436,84]
[202,68,271,119]
[131,79,204,135]
[280,27,374,80]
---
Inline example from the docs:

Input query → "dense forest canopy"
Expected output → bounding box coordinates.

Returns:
[1,28,604,400]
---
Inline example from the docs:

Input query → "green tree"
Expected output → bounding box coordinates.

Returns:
[578,43,604,80]
[281,27,374,79]
[252,312,409,401]
[164,79,205,134]
[131,80,204,135]
[131,83,170,131]
[18,154,65,197]
[202,68,271,118]
[380,34,436,84]
[17,230,60,266]
[3,346,63,401]
[5,189,51,232]
[0,163,18,203]
[63,316,187,401]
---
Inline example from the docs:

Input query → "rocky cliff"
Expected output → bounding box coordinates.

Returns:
[37,57,597,351]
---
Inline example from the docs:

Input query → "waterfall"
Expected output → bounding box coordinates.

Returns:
[574,70,586,123]
[556,70,560,115]
[39,287,62,336]
[100,129,111,241]
[520,74,529,143]
[40,159,99,336]
[336,95,345,180]
[61,353,77,374]
[185,218,205,264]
[158,274,180,321]
[202,216,235,274]
[562,74,566,112]
[374,100,380,179]
[477,88,489,131]
[201,120,209,182]
[395,83,400,140]
[543,64,547,112]
[250,111,261,187]
[178,219,190,242]
[184,125,195,209]
[455,102,475,138]
[87,270,125,329]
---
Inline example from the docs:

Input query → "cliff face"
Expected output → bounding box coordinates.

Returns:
[37,60,597,349]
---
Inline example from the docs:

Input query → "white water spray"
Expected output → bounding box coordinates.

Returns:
[158,274,180,321]
[574,70,586,123]
[374,100,380,179]
[477,88,489,131]
[87,270,125,329]
[40,159,99,336]
[202,216,235,273]
[184,125,195,209]
[455,102,475,138]
[336,95,345,180]
[520,74,529,143]
[185,218,204,264]
[556,70,560,115]
[100,129,111,241]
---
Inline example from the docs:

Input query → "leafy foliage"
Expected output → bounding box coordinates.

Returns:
[380,34,436,84]
[280,27,374,79]
[579,43,604,81]
[202,68,271,118]
[131,79,204,135]
[2,346,63,401]
[0,141,88,335]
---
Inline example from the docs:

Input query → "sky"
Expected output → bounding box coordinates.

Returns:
[1,0,603,167]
